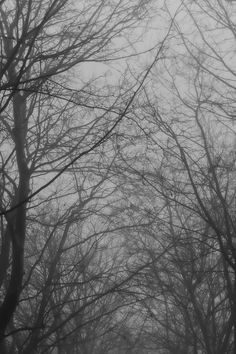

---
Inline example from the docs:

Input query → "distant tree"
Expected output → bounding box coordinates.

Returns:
[109,0,236,352]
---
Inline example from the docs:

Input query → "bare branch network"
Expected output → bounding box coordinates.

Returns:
[1,0,236,353]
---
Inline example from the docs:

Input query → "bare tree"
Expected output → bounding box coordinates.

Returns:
[107,1,236,352]
[0,0,162,351]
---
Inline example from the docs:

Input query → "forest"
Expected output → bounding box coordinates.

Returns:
[0,0,236,353]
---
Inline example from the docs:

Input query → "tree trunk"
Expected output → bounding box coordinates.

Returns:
[0,91,29,343]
